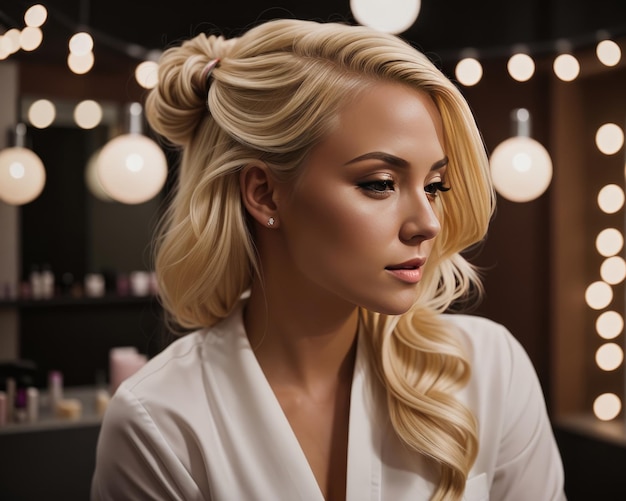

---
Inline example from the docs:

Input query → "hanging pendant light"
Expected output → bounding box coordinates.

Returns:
[0,123,46,205]
[95,102,167,204]
[489,109,553,203]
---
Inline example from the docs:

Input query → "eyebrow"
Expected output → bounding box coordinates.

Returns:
[344,151,449,171]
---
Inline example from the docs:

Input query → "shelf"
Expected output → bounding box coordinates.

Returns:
[0,386,104,435]
[0,294,157,309]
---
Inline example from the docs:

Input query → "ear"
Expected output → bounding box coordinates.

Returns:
[240,162,279,228]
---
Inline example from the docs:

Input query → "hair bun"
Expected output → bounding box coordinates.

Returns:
[145,34,235,146]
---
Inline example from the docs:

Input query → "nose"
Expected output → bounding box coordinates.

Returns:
[399,194,441,244]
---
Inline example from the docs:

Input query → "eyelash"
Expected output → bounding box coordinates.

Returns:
[358,179,451,198]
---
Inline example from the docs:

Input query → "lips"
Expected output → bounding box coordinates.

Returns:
[385,258,426,284]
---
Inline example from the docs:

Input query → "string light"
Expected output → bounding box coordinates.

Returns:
[507,52,536,82]
[593,393,622,421]
[596,39,622,66]
[596,311,624,340]
[584,281,613,310]
[74,100,103,129]
[350,0,422,35]
[24,4,47,28]
[27,99,56,129]
[135,61,159,89]
[595,228,624,257]
[597,184,625,214]
[19,26,43,51]
[595,123,624,155]
[455,56,483,86]
[553,53,580,81]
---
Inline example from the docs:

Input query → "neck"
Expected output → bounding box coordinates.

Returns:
[244,279,359,394]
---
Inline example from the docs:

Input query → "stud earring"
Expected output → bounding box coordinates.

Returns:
[267,217,275,227]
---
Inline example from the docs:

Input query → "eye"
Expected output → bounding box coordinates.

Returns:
[424,182,451,198]
[358,179,396,194]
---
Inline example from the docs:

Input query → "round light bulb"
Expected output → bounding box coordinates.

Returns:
[350,0,421,34]
[596,40,621,67]
[24,4,48,27]
[596,228,624,257]
[553,54,580,82]
[20,27,43,51]
[96,134,168,204]
[585,281,613,310]
[507,53,535,82]
[595,123,624,155]
[489,136,552,202]
[0,147,46,205]
[600,256,626,285]
[596,311,623,340]
[85,149,112,201]
[28,99,56,128]
[593,393,621,421]
[135,61,159,89]
[67,51,94,74]
[595,343,624,371]
[597,184,625,214]
[0,37,10,60]
[69,32,94,56]
[4,29,21,55]
[455,57,483,86]
[74,100,103,129]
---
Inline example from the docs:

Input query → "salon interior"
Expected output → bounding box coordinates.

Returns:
[0,0,625,498]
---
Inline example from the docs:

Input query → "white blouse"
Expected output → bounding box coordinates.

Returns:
[91,301,566,500]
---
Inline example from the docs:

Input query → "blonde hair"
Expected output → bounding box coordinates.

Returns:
[146,19,495,501]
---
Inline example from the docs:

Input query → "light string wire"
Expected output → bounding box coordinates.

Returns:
[1,2,626,65]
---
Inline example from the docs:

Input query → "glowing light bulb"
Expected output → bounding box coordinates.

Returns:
[4,29,21,55]
[0,147,46,205]
[350,0,421,34]
[584,281,613,310]
[553,54,580,82]
[600,256,626,285]
[20,27,43,51]
[74,100,103,129]
[28,99,56,128]
[597,184,625,214]
[24,4,48,27]
[135,61,159,89]
[596,228,624,257]
[595,123,624,155]
[68,51,95,74]
[96,134,168,204]
[69,32,94,55]
[596,40,621,67]
[490,137,552,202]
[593,393,621,421]
[595,343,624,371]
[596,311,623,340]
[507,53,535,82]
[455,57,483,86]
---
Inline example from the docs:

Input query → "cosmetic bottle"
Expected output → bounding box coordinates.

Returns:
[0,391,6,426]
[109,347,147,394]
[40,264,55,299]
[48,370,63,413]
[29,265,43,300]
[14,387,27,423]
[26,387,39,423]
[5,377,15,423]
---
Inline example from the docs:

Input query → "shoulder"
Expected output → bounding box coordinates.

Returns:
[442,313,529,372]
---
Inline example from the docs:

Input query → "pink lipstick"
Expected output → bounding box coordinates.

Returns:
[385,258,425,284]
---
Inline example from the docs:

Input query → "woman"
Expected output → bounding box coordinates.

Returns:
[91,18,566,501]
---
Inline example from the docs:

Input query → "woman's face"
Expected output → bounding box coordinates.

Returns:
[275,82,448,315]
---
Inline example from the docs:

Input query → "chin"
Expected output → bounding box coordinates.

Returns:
[359,295,417,316]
